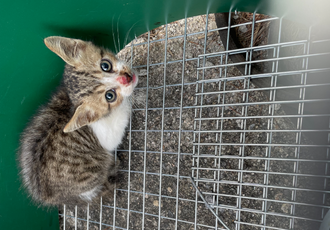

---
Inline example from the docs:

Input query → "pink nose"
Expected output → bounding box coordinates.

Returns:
[117,73,133,85]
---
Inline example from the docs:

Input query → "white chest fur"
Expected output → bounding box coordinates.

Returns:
[90,98,131,152]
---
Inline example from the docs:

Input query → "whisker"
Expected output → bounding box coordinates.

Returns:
[123,20,141,48]
[128,97,138,115]
[129,93,142,111]
[117,13,123,52]
[111,15,118,54]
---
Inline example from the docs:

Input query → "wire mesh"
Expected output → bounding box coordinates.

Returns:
[59,10,330,230]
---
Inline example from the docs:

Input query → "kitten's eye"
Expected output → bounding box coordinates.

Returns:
[105,89,117,102]
[100,59,112,72]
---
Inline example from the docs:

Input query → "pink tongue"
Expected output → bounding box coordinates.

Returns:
[117,75,131,85]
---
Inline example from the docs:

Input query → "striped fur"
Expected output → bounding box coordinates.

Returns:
[18,36,138,206]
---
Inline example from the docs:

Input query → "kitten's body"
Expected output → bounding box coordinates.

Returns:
[19,37,137,206]
[20,88,114,205]
[91,97,130,152]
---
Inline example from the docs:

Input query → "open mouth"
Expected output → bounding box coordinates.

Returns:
[125,73,132,84]
[117,73,136,86]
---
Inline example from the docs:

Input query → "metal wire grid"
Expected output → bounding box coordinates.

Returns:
[59,10,330,230]
[192,11,330,230]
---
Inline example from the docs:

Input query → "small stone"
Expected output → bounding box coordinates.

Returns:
[153,200,163,207]
[275,193,283,200]
[167,187,173,193]
[153,200,159,206]
[205,61,214,67]
[281,203,291,214]
[239,25,248,33]
[205,195,214,204]
[139,69,147,76]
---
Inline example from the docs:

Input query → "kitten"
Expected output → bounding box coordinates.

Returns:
[18,36,138,206]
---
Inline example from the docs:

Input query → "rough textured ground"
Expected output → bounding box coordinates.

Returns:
[59,13,329,230]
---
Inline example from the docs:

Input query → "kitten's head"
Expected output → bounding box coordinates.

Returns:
[44,36,138,132]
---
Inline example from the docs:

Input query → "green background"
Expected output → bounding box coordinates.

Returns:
[0,0,325,229]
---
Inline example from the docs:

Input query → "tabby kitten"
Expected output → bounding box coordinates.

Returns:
[18,36,138,205]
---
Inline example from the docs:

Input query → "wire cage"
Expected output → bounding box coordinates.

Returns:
[55,8,330,230]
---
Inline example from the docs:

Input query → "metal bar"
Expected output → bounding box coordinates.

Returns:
[126,36,135,230]
[191,155,330,163]
[192,178,330,194]
[130,129,192,133]
[218,10,233,230]
[141,30,151,230]
[312,38,330,44]
[289,23,311,230]
[131,97,330,111]
[195,67,330,84]
[197,52,330,70]
[63,204,66,230]
[198,192,330,209]
[235,11,256,230]
[114,189,197,202]
[195,82,330,96]
[193,129,330,133]
[191,98,330,108]
[191,167,330,178]
[214,23,225,230]
[117,149,193,155]
[87,203,89,230]
[119,168,330,178]
[112,149,117,230]
[244,12,254,228]
[199,40,308,58]
[157,22,168,230]
[114,188,194,201]
[194,113,330,120]
[193,19,204,230]
[75,205,78,230]
[175,14,188,230]
[99,196,103,230]
[118,170,191,179]
[193,142,330,147]
[190,177,229,230]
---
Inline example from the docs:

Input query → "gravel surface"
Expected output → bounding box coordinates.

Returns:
[59,13,329,230]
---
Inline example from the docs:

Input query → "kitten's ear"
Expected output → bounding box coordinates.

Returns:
[44,36,87,66]
[63,102,101,133]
